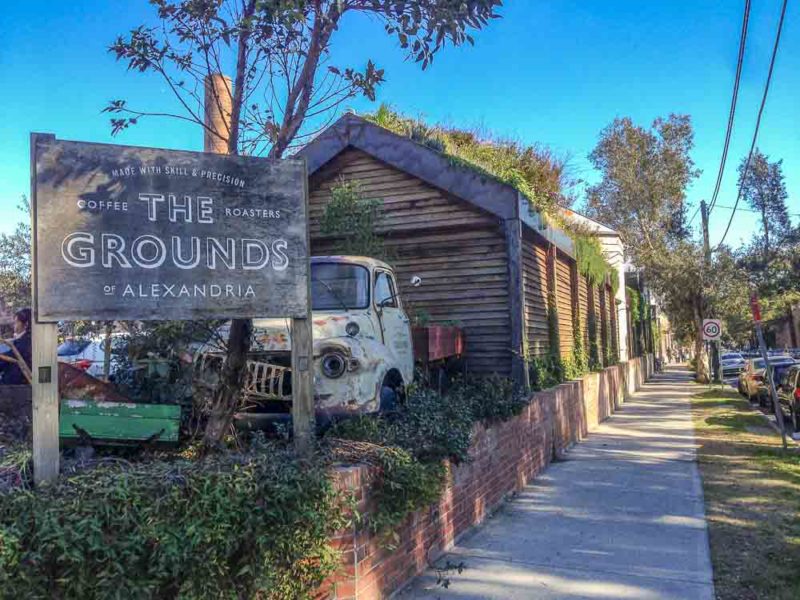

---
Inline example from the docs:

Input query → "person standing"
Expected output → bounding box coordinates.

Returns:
[0,308,32,385]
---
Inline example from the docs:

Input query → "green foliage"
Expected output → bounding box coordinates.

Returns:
[367,104,618,300]
[368,447,447,535]
[0,197,31,312]
[737,149,792,260]
[320,179,387,260]
[570,322,588,377]
[528,355,565,390]
[574,233,615,291]
[0,445,349,600]
[546,292,561,360]
[367,104,570,217]
[626,286,643,323]
[587,311,602,371]
[328,376,527,532]
[107,2,500,154]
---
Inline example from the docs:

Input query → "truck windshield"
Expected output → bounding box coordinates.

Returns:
[311,263,369,310]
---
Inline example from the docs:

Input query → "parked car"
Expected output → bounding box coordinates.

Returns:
[196,256,416,424]
[776,365,800,433]
[720,352,745,378]
[739,357,766,400]
[738,355,795,402]
[57,337,93,371]
[58,335,123,378]
[756,358,797,408]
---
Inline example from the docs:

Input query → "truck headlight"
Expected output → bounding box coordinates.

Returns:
[345,321,360,337]
[321,353,347,378]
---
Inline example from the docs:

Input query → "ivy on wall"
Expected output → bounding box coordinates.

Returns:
[320,178,388,260]
[574,233,617,295]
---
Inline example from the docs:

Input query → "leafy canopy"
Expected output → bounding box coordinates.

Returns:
[0,198,31,313]
[106,0,503,158]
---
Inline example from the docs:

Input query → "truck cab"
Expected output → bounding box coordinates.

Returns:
[197,256,415,420]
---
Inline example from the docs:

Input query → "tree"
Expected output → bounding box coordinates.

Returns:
[737,149,790,265]
[320,179,386,259]
[107,0,503,446]
[586,115,713,381]
[0,197,31,313]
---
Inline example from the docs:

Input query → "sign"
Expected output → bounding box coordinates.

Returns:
[750,293,762,322]
[32,135,309,321]
[702,319,722,341]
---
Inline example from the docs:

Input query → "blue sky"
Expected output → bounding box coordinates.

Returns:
[1,0,797,249]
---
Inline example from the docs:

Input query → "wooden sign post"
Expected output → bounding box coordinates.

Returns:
[29,97,312,482]
[30,134,60,485]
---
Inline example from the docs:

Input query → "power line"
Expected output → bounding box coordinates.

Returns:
[715,0,789,250]
[708,0,751,216]
[713,203,800,217]
[688,203,701,226]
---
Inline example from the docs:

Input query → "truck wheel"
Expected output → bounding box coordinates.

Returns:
[379,372,404,414]
[380,385,398,413]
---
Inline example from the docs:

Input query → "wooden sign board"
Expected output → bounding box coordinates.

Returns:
[31,136,308,321]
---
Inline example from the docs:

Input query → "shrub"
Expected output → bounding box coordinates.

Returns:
[327,376,527,533]
[0,443,349,600]
[528,355,564,390]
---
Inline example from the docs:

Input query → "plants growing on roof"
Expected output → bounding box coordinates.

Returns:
[365,104,618,292]
[366,104,568,218]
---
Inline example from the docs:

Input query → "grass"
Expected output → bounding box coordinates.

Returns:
[692,388,800,600]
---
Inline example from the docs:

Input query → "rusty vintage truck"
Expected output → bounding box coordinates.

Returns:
[195,256,418,425]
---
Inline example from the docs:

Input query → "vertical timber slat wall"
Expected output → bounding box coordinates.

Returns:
[555,251,574,359]
[505,218,528,386]
[570,262,580,356]
[609,284,619,360]
[308,148,512,376]
[578,273,590,351]
[598,284,609,362]
[521,229,549,358]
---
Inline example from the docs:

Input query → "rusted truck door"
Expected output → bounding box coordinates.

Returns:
[374,269,413,381]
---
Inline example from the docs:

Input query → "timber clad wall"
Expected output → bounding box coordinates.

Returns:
[609,287,619,358]
[308,148,511,375]
[521,230,549,358]
[599,286,606,355]
[305,142,621,378]
[578,275,590,351]
[555,252,574,358]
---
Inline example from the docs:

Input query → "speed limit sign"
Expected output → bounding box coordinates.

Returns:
[702,319,722,340]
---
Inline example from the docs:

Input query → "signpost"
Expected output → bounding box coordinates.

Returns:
[32,138,308,321]
[30,131,312,483]
[702,319,722,383]
[750,293,787,450]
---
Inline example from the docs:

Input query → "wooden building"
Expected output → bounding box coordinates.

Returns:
[299,114,618,385]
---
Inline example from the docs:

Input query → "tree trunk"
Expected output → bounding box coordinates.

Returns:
[692,297,710,383]
[201,3,257,447]
[203,318,253,446]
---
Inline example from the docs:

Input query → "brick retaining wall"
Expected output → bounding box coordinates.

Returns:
[319,355,652,599]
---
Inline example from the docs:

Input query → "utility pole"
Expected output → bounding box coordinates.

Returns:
[700,200,721,383]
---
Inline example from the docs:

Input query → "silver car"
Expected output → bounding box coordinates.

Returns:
[720,352,745,378]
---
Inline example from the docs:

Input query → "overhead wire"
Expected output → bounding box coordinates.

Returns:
[715,0,789,250]
[689,0,752,228]
[708,0,752,216]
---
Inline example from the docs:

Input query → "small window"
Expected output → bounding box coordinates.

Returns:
[374,271,397,308]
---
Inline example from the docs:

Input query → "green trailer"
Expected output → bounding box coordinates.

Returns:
[60,399,180,445]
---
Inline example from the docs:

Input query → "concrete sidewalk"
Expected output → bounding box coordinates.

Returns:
[401,367,714,600]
